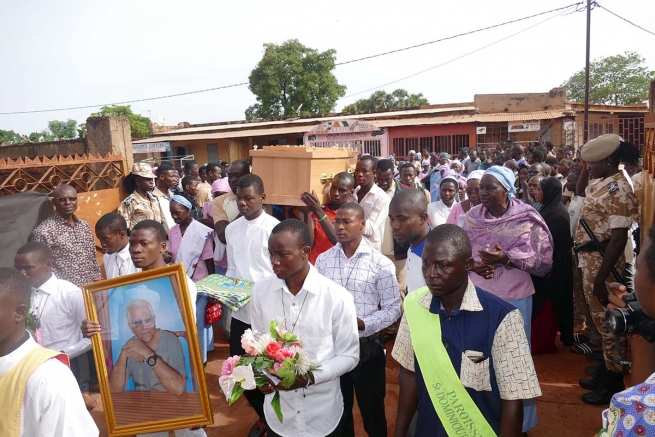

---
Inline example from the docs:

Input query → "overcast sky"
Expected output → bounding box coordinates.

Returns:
[1,0,653,135]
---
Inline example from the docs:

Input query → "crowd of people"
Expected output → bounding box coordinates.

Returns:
[1,133,653,437]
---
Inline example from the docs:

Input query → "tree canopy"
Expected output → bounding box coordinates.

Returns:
[0,129,23,145]
[342,89,429,113]
[91,105,151,139]
[47,119,78,140]
[245,39,346,120]
[561,51,655,105]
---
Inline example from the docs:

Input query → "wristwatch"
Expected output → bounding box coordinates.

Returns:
[147,353,159,367]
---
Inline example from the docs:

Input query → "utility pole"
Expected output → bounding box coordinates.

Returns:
[583,0,592,143]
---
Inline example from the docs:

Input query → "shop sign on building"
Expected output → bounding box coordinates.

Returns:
[508,121,541,132]
[132,142,171,154]
[304,119,388,156]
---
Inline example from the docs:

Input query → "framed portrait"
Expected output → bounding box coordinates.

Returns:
[82,264,213,436]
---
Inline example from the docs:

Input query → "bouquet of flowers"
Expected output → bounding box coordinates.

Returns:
[219,320,319,422]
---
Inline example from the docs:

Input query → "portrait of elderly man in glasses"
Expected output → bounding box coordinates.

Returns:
[109,298,187,395]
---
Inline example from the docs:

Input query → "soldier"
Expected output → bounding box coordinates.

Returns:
[575,134,640,405]
[118,163,163,231]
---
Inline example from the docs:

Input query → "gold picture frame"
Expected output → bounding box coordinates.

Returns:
[82,264,213,436]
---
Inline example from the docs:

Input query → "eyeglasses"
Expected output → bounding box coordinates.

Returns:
[55,196,78,203]
[130,317,154,329]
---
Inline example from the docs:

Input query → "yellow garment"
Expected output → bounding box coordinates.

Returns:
[0,347,67,437]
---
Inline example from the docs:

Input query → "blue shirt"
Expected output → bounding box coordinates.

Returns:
[430,171,443,202]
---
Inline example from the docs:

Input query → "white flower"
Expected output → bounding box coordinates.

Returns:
[256,333,274,354]
[241,329,260,355]
[219,364,257,402]
[293,347,312,375]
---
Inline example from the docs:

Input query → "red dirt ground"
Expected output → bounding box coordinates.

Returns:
[89,326,606,436]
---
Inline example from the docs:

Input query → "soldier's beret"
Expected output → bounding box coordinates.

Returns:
[581,134,623,163]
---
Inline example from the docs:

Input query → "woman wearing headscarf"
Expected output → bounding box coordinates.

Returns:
[168,195,215,363]
[427,175,459,227]
[531,177,573,353]
[118,163,163,230]
[446,170,483,227]
[462,165,553,434]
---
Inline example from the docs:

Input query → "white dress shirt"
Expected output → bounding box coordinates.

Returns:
[225,211,279,324]
[250,265,360,437]
[31,274,91,358]
[355,183,390,251]
[315,239,401,337]
[103,243,140,279]
[0,333,99,437]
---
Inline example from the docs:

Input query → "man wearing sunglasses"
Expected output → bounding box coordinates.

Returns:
[109,298,187,395]
[29,184,101,287]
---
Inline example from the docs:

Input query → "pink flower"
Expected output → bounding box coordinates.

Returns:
[273,362,282,372]
[221,355,241,376]
[275,347,296,363]
[266,341,283,359]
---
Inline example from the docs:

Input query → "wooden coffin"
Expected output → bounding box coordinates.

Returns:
[249,146,358,206]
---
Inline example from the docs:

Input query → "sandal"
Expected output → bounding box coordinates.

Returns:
[570,342,601,355]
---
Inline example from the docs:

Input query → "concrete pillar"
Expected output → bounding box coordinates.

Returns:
[86,116,134,170]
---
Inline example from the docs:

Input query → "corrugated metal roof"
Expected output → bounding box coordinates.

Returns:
[152,105,477,135]
[133,109,575,144]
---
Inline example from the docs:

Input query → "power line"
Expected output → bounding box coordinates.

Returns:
[595,3,655,36]
[0,2,583,116]
[343,3,579,99]
[334,2,583,66]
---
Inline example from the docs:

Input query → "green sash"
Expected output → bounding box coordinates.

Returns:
[405,287,496,437]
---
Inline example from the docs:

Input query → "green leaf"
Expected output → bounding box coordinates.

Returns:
[282,332,298,343]
[228,384,245,406]
[277,359,299,388]
[271,390,283,423]
[269,320,281,341]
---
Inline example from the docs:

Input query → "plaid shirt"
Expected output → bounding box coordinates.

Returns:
[30,212,101,287]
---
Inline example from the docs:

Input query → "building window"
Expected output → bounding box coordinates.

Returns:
[419,137,433,153]
[452,134,470,150]
[392,138,405,157]
[206,143,219,163]
[296,137,304,145]
[363,140,381,157]
[589,122,603,139]
[434,135,452,153]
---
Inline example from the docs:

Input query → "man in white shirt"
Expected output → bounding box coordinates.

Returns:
[355,156,390,251]
[153,164,179,231]
[213,160,250,244]
[13,242,96,410]
[0,267,99,437]
[315,203,401,437]
[96,213,140,279]
[389,189,431,294]
[225,174,279,437]
[252,219,360,437]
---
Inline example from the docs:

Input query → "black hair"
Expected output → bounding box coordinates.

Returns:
[333,171,355,187]
[95,212,128,234]
[271,218,312,248]
[647,225,655,283]
[518,163,529,172]
[229,160,251,174]
[132,219,167,242]
[377,159,394,173]
[0,267,31,305]
[199,165,207,174]
[122,173,137,194]
[238,174,265,194]
[545,157,559,167]
[531,150,546,163]
[206,162,221,174]
[459,147,469,154]
[389,188,427,214]
[181,175,198,190]
[338,202,365,220]
[16,241,52,261]
[177,192,199,210]
[560,158,573,166]
[609,141,641,167]
[183,160,198,172]
[359,155,378,170]
[545,141,554,151]
[156,163,175,177]
[511,144,524,155]
[399,162,417,174]
[426,224,472,259]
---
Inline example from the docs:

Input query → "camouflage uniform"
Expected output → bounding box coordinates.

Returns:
[575,172,639,373]
[117,192,163,230]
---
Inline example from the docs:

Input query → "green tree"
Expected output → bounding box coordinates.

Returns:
[27,130,54,143]
[342,89,429,113]
[47,119,79,140]
[245,39,346,120]
[91,105,151,139]
[0,129,22,144]
[562,51,655,105]
[77,122,87,138]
